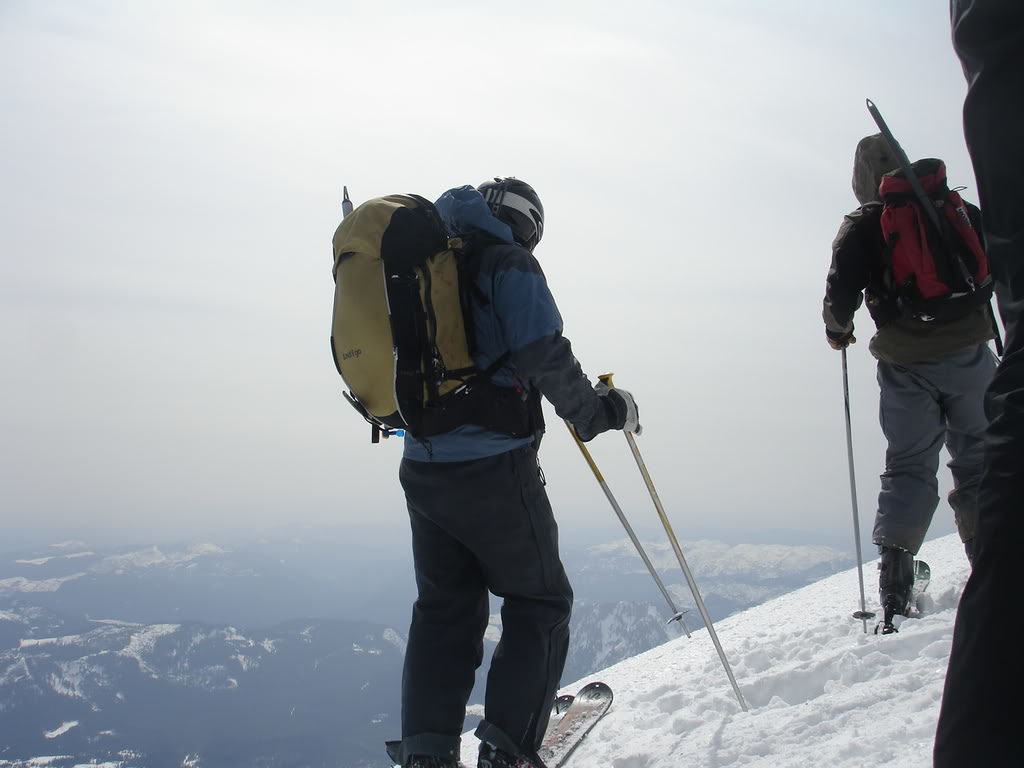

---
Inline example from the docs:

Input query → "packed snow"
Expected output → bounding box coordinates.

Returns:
[460,533,968,768]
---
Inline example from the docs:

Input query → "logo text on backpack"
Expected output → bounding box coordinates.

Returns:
[342,348,362,360]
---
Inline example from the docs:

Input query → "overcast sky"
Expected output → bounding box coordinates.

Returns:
[0,1,984,553]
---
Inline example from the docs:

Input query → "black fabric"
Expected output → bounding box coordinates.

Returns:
[510,331,602,431]
[825,201,988,334]
[397,446,572,760]
[379,204,538,439]
[381,203,446,433]
[825,205,895,330]
[824,197,997,366]
[469,239,604,434]
[574,391,627,443]
[935,3,1024,766]
[418,378,540,440]
[573,395,615,443]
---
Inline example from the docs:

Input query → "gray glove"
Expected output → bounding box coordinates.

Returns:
[575,383,641,442]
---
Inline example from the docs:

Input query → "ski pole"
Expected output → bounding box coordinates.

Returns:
[565,420,691,637]
[598,374,747,712]
[841,350,875,632]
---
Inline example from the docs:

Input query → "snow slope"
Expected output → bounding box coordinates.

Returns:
[461,534,968,768]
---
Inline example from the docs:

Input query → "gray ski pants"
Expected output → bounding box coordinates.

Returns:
[389,444,572,765]
[873,342,997,554]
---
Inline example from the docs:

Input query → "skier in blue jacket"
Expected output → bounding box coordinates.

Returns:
[386,178,640,768]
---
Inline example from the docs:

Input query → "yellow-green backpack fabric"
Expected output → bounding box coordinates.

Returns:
[331,194,493,438]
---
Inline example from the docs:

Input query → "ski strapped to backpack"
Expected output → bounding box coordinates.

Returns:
[330,191,539,442]
[866,100,1000,349]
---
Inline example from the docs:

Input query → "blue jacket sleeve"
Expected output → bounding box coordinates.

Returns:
[490,248,603,427]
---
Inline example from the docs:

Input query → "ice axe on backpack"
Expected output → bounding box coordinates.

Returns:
[866,99,977,290]
[866,99,1003,356]
[564,418,692,637]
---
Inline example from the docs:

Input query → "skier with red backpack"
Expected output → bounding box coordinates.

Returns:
[822,133,998,633]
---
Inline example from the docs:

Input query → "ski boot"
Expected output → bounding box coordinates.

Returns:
[406,756,464,768]
[876,545,915,635]
[478,743,540,768]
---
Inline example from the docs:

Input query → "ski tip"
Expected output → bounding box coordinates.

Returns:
[866,97,875,109]
[577,681,613,702]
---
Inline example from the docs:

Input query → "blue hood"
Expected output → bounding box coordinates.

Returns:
[434,185,515,244]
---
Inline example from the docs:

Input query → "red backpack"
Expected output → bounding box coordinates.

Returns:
[879,159,992,322]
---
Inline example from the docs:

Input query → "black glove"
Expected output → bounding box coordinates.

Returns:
[826,329,856,350]
[575,385,641,442]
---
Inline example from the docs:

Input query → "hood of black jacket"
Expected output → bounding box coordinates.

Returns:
[852,133,900,205]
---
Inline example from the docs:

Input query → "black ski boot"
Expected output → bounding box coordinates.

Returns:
[876,546,915,634]
[406,757,464,768]
[478,743,540,768]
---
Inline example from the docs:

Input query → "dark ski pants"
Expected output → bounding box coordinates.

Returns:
[391,445,572,764]
[935,3,1024,766]
[873,344,996,555]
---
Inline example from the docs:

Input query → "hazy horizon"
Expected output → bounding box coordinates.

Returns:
[2,2,978,558]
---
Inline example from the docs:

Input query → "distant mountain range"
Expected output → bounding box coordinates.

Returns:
[0,533,853,767]
[1,601,402,767]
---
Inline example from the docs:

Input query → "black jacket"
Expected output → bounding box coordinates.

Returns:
[822,201,994,365]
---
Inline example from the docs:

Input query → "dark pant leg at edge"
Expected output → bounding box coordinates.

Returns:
[936,2,1024,765]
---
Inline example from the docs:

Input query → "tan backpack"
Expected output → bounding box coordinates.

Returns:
[331,192,532,442]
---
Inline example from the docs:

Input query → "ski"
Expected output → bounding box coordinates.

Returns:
[910,559,931,610]
[538,682,612,768]
[552,694,575,716]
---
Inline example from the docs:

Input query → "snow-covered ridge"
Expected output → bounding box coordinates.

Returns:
[0,543,228,595]
[0,574,86,596]
[462,533,969,768]
[587,538,851,578]
[94,543,226,573]
[16,552,95,566]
